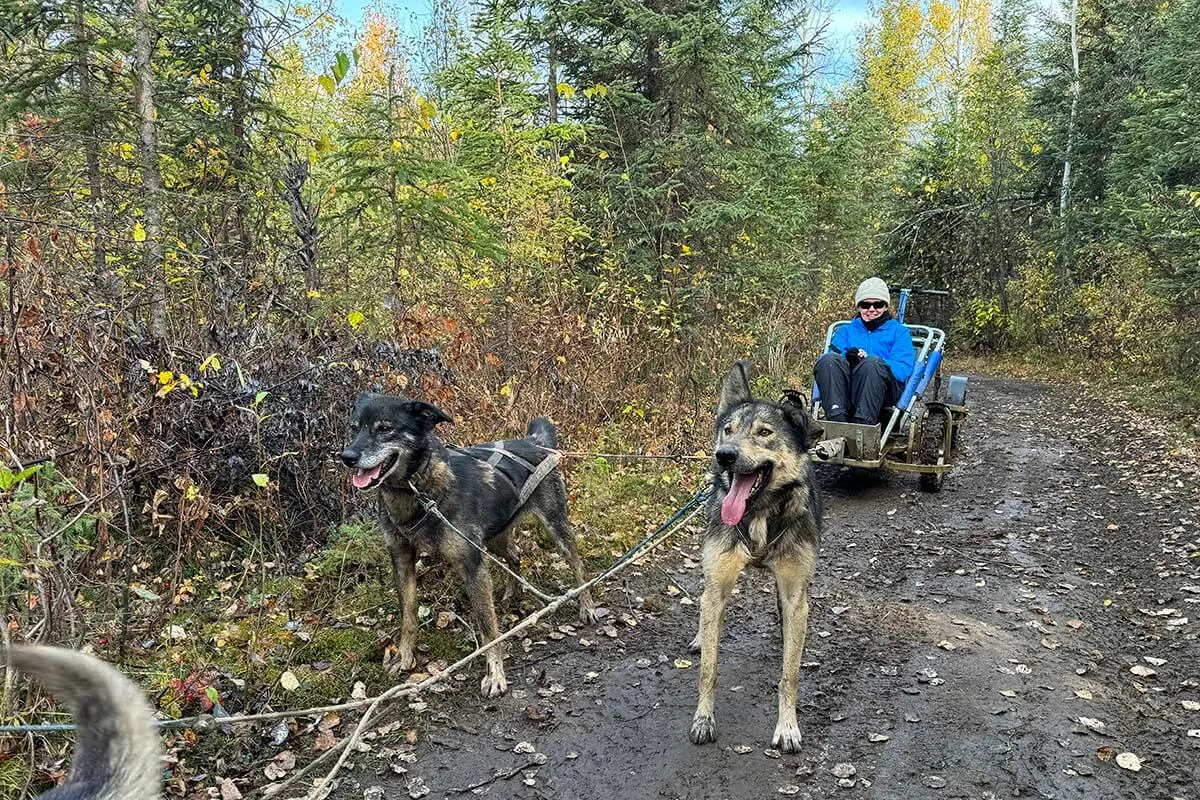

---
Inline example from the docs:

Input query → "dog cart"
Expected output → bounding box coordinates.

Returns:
[807,287,968,492]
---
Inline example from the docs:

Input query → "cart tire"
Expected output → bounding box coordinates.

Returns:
[919,470,944,492]
[918,410,948,493]
[947,375,968,406]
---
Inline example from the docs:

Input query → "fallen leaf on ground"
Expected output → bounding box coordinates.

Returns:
[1115,752,1142,772]
[263,751,295,780]
[313,729,338,752]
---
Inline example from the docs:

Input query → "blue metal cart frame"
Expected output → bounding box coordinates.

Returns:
[807,287,969,491]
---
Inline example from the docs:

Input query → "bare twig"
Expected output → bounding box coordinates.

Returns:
[448,758,542,794]
[536,445,708,462]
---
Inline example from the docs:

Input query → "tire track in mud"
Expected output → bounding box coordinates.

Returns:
[329,376,1199,800]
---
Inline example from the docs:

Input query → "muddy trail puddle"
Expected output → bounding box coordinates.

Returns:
[323,376,1199,800]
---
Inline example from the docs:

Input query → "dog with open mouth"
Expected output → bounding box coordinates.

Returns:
[689,361,823,753]
[341,393,597,697]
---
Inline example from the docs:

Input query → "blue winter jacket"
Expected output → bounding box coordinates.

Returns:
[831,317,915,384]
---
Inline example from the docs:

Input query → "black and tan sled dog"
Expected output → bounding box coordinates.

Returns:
[3,646,162,799]
[689,362,823,753]
[341,393,597,698]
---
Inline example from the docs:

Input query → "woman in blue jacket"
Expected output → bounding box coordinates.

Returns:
[814,277,914,424]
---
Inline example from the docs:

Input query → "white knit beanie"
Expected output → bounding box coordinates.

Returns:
[854,277,891,305]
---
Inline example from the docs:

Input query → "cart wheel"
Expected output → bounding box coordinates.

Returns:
[946,375,968,406]
[918,410,948,493]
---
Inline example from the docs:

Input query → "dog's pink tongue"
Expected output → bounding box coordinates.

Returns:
[721,472,756,526]
[351,464,382,489]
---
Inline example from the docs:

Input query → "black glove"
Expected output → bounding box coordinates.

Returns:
[845,348,862,365]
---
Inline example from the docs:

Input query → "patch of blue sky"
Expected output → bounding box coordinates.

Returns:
[325,0,873,91]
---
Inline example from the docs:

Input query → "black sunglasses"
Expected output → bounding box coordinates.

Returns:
[858,300,888,310]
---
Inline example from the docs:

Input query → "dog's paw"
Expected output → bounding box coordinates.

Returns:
[687,633,701,653]
[689,714,717,746]
[772,722,803,753]
[500,590,524,613]
[386,646,416,675]
[480,671,508,698]
[578,601,600,626]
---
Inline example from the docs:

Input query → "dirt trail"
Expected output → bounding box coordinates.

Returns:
[329,376,1200,800]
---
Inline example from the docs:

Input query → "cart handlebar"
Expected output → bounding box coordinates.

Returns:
[890,286,950,297]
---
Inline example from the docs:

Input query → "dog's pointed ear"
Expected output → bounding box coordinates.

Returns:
[717,361,753,419]
[405,401,452,431]
[779,391,822,448]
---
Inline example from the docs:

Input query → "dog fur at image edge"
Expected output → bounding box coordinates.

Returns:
[3,646,162,800]
[689,361,823,753]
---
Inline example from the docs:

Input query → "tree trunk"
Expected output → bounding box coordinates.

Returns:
[280,159,319,294]
[75,1,109,293]
[547,41,559,125]
[230,0,252,286]
[1059,0,1080,236]
[390,173,408,343]
[133,0,167,340]
[643,0,663,109]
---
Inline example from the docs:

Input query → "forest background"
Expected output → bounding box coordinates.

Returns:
[2,0,1198,791]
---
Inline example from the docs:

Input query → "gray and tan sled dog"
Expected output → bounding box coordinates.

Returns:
[689,362,823,753]
[341,393,598,697]
[3,646,162,799]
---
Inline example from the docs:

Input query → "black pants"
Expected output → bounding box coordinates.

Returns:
[814,352,902,424]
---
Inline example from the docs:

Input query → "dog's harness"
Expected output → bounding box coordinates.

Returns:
[454,443,561,509]
[730,517,792,558]
[407,443,563,605]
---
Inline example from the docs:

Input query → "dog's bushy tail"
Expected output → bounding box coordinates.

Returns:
[526,417,558,449]
[5,646,162,800]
